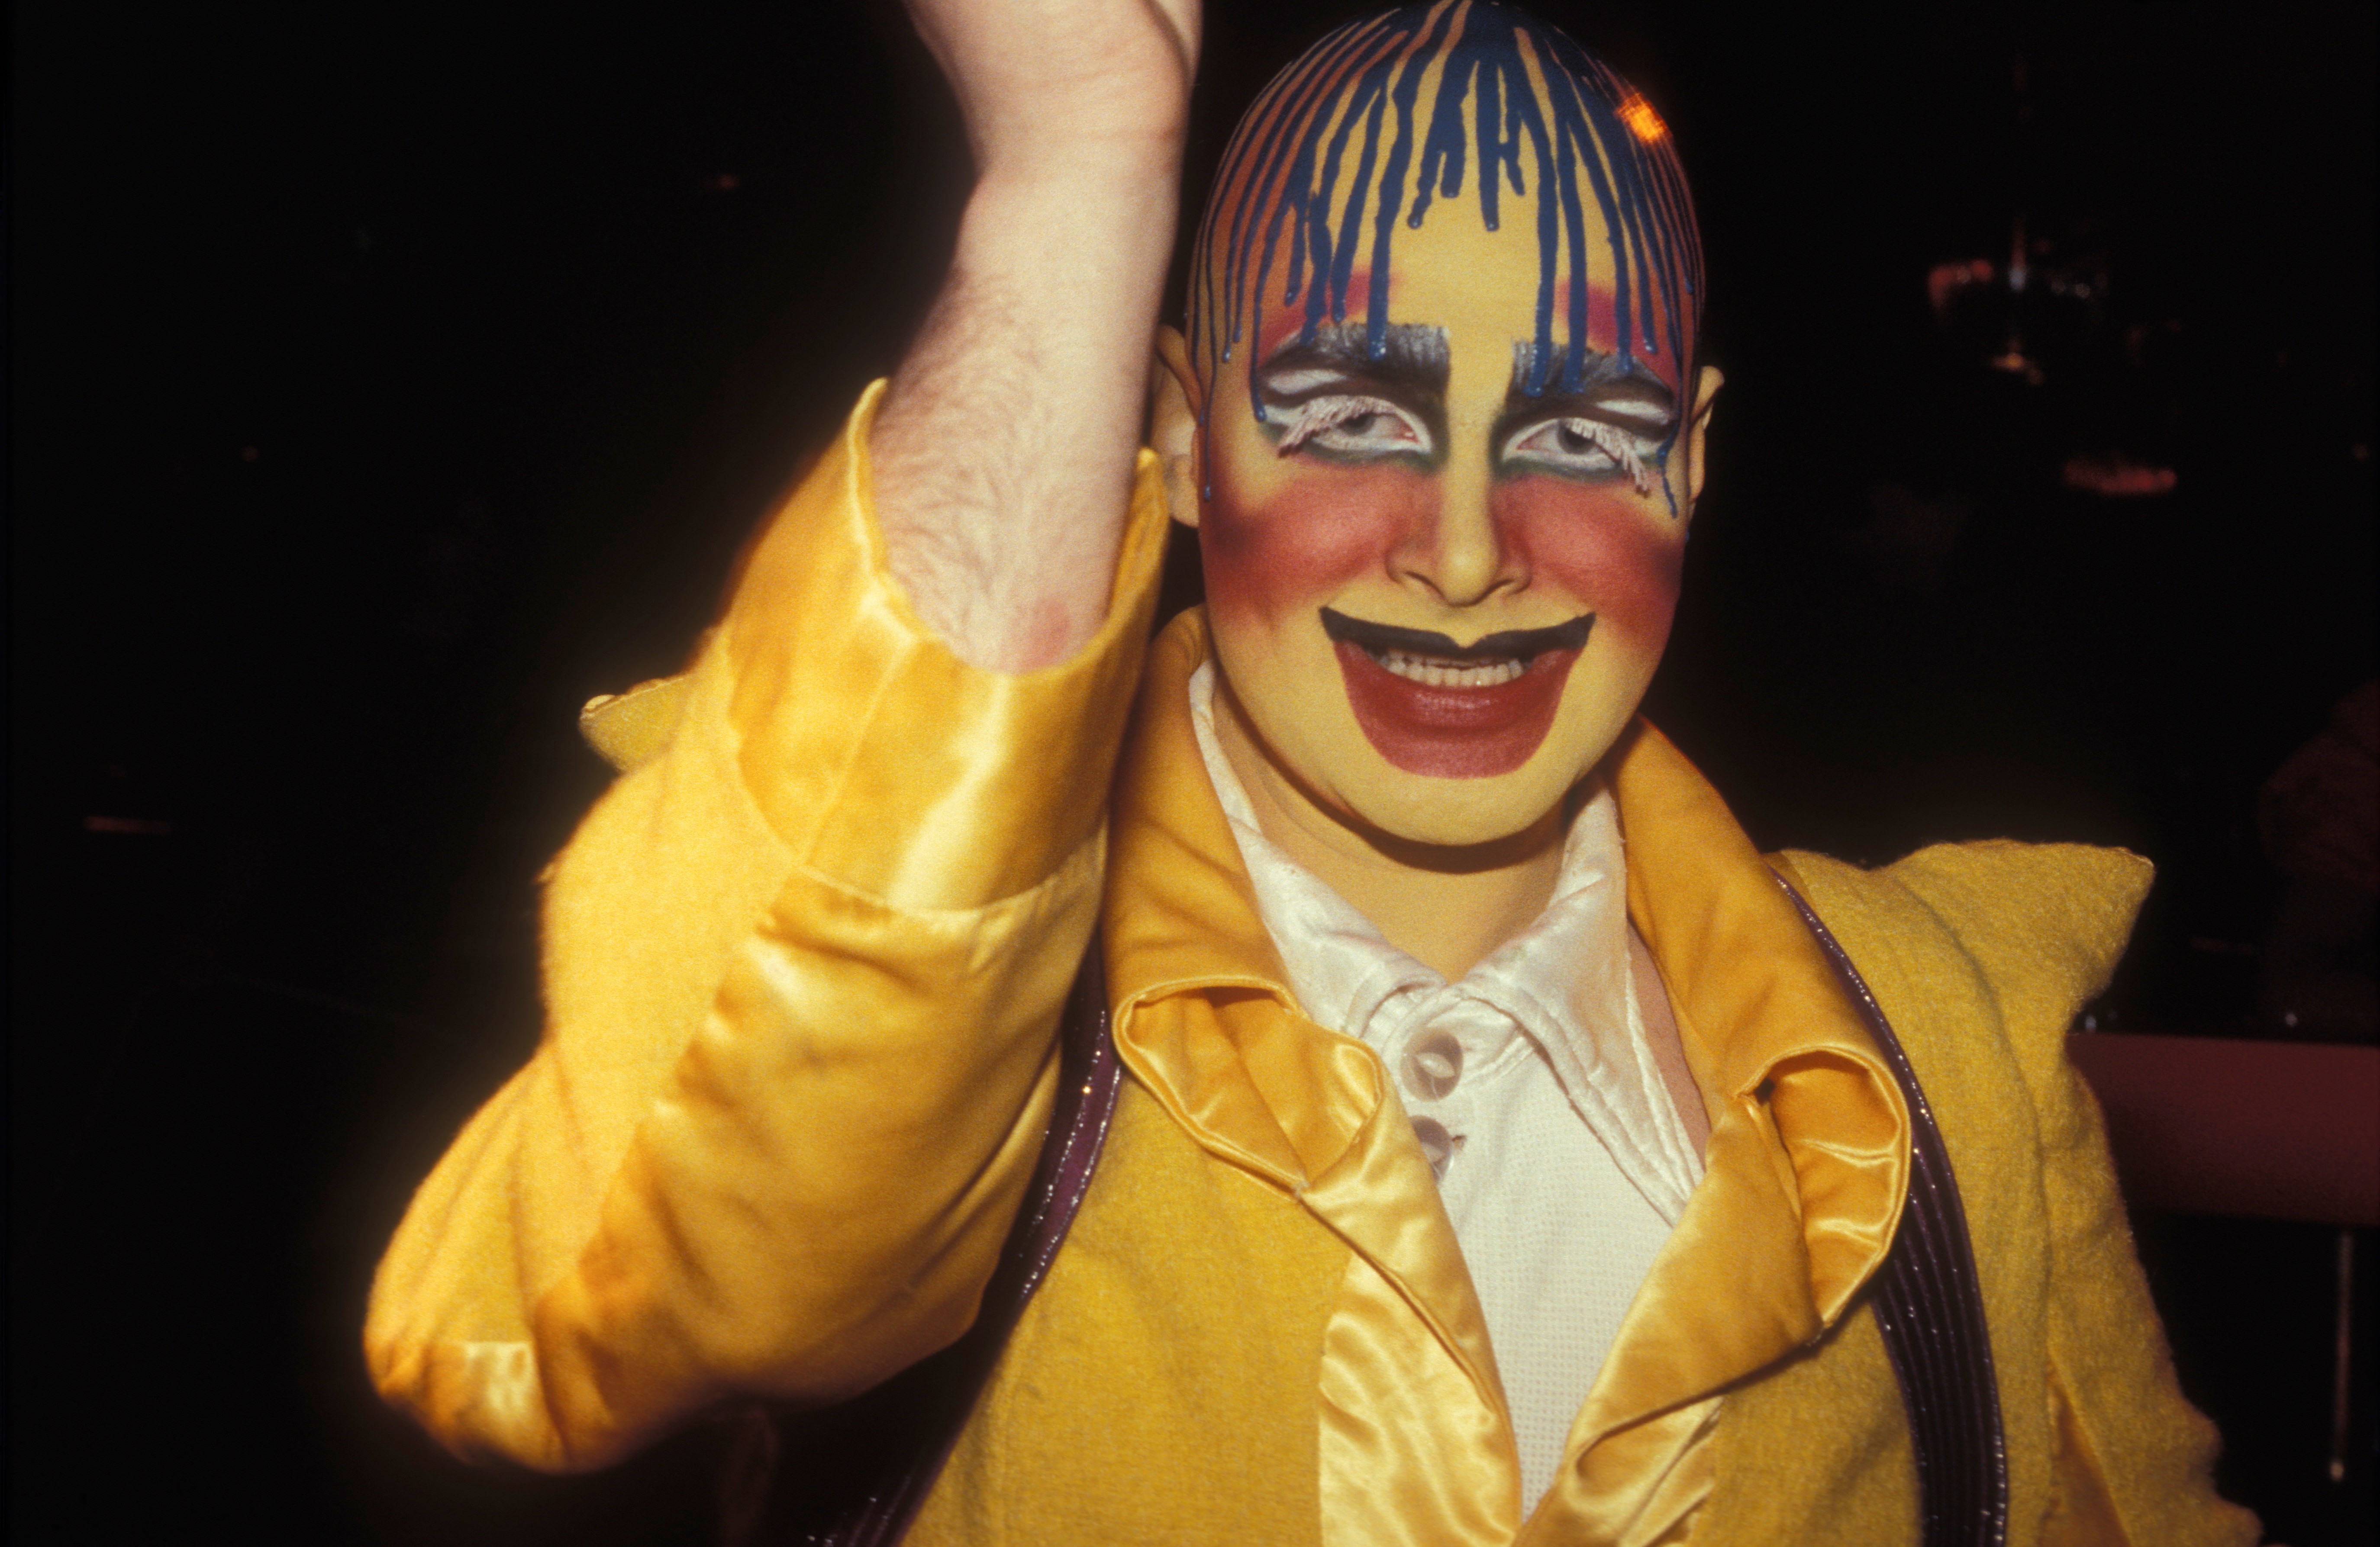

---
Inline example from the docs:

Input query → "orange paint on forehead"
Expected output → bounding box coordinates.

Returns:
[1244,260,1681,399]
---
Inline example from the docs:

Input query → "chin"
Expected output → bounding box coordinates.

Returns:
[1329,756,1587,852]
[1367,796,1558,850]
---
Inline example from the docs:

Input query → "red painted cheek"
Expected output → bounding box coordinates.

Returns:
[1493,478,1684,650]
[1199,462,1433,630]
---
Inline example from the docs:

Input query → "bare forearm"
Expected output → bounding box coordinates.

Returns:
[874,158,1180,672]
[870,0,1197,673]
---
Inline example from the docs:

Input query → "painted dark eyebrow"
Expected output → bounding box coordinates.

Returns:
[1506,344,1677,423]
[1258,321,1451,398]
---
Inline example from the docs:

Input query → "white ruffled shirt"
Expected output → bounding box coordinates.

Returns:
[1188,664,1704,1509]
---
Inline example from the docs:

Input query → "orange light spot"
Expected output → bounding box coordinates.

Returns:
[1618,93,1667,143]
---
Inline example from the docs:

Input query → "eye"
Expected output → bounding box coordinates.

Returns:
[1502,415,1658,494]
[1273,394,1434,460]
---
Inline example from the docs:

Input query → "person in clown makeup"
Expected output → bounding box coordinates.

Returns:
[367,4,2256,1543]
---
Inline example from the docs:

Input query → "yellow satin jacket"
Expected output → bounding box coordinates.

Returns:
[367,386,2257,1546]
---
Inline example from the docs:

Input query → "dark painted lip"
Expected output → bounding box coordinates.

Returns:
[1319,606,1595,662]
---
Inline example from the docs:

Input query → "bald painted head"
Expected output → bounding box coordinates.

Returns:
[1153,0,1721,850]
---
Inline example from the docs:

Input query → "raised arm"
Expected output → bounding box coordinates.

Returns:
[365,0,1197,1473]
[874,0,1200,671]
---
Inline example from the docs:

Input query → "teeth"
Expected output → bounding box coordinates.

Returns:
[1377,650,1525,688]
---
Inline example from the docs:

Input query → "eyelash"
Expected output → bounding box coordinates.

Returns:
[1269,394,1661,494]
[1514,417,1657,494]
[1273,394,1422,456]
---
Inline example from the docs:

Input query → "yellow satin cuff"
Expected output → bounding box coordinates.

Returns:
[722,380,1169,912]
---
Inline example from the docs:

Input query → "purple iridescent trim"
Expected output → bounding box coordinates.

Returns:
[1776,875,2010,1547]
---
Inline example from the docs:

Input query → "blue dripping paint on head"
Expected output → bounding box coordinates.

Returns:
[1189,1,1704,512]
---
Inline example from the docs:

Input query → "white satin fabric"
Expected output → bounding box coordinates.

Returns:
[1189,664,1704,1508]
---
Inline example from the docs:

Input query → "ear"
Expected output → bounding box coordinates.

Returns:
[1683,364,1723,514]
[1150,324,1203,529]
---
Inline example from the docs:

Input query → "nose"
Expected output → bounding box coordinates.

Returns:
[1394,456,1520,607]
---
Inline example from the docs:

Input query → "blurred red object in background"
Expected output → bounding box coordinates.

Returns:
[2069,1032,2378,1225]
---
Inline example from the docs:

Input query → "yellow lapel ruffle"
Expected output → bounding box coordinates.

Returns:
[1108,613,1520,1545]
[1103,615,1910,1544]
[1539,722,1910,1538]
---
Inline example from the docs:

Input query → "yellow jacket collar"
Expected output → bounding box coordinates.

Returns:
[1104,611,1909,1436]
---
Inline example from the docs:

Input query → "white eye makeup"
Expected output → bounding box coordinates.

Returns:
[1273,394,1435,459]
[1500,414,1660,494]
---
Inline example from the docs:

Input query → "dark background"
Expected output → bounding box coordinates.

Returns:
[8,1,2372,1541]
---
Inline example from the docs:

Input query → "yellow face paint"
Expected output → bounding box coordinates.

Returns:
[1177,1,1712,849]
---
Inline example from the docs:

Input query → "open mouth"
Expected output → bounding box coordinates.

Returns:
[1317,607,1596,778]
[1376,653,1525,687]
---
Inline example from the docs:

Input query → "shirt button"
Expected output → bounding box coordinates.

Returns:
[1401,1029,1463,1100]
[1410,1115,1459,1180]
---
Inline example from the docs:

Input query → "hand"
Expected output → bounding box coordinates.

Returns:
[903,0,1200,178]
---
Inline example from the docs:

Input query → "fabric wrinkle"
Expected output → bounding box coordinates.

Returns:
[1189,662,1705,1511]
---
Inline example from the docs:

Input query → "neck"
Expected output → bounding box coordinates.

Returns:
[1213,679,1568,982]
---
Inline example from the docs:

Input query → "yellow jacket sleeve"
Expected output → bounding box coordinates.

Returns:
[364,383,1171,1471]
